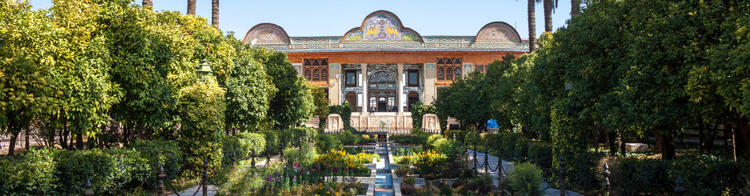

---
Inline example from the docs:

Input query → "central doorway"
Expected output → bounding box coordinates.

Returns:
[368,71,397,112]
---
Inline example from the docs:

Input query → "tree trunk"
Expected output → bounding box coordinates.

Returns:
[735,117,750,160]
[543,0,553,32]
[7,126,20,155]
[61,120,69,149]
[699,121,707,154]
[655,131,675,160]
[25,127,30,150]
[527,0,536,51]
[607,130,617,156]
[142,0,153,9]
[571,0,579,16]
[187,0,196,15]
[618,129,626,156]
[211,0,219,28]
[76,132,84,150]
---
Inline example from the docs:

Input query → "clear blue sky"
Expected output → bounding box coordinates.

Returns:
[29,0,572,40]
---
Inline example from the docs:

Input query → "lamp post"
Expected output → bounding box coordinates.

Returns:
[197,60,213,82]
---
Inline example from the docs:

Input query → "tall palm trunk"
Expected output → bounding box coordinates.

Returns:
[528,0,537,51]
[142,0,152,10]
[211,0,219,28]
[187,0,196,15]
[571,0,579,16]
[543,0,553,32]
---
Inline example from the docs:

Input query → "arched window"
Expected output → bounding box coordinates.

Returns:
[312,68,319,81]
[304,69,311,80]
[321,68,328,81]
[446,67,453,80]
[454,66,462,79]
[302,58,328,81]
[438,67,444,80]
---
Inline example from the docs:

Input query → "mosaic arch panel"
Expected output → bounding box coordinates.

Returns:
[474,22,522,43]
[342,11,423,42]
[243,23,290,45]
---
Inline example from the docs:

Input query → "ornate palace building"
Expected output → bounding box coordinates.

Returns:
[243,10,527,132]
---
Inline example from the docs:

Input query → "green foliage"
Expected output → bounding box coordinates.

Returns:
[224,48,276,132]
[390,130,429,146]
[286,127,317,147]
[610,155,747,195]
[0,148,57,195]
[131,139,183,187]
[254,48,314,129]
[177,78,226,178]
[329,102,353,130]
[457,175,495,195]
[283,143,318,165]
[315,133,342,153]
[507,162,545,196]
[54,148,151,195]
[311,87,329,128]
[410,101,439,130]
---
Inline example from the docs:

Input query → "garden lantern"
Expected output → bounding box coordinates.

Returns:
[196,60,213,81]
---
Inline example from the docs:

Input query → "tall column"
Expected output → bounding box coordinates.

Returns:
[329,64,341,105]
[397,63,404,114]
[360,63,368,115]
[423,63,437,104]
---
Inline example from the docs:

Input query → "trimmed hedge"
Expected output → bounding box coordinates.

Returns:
[54,148,151,195]
[0,140,185,195]
[0,148,57,195]
[222,132,266,166]
[610,155,747,195]
[131,139,183,188]
[477,132,553,177]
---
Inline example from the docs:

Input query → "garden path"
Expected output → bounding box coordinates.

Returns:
[467,149,583,196]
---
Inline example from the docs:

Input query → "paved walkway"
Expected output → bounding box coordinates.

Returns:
[169,155,281,196]
[467,149,582,196]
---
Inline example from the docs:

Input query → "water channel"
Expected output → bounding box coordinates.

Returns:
[374,137,394,196]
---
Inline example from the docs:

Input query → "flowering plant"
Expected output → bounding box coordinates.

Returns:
[413,150,449,179]
[313,149,375,176]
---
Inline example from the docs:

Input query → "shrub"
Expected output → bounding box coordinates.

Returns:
[54,148,151,195]
[507,162,544,196]
[395,166,410,177]
[177,80,226,178]
[412,150,449,180]
[610,155,747,195]
[222,136,244,167]
[336,130,363,145]
[0,148,58,195]
[314,149,375,176]
[458,174,495,195]
[223,132,267,168]
[527,141,552,174]
[315,133,341,153]
[390,133,428,146]
[426,134,445,149]
[284,143,318,165]
[287,127,317,147]
[132,140,182,187]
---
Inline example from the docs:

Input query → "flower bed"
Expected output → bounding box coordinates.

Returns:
[313,149,377,177]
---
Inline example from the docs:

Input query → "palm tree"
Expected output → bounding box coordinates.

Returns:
[211,0,219,28]
[571,0,580,16]
[142,0,152,10]
[187,0,196,15]
[543,0,558,32]
[528,0,537,51]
